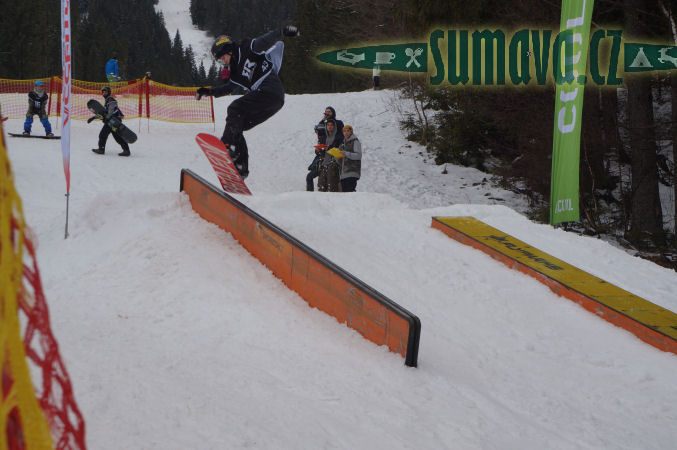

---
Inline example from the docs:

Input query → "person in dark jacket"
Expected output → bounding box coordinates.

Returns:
[89,86,131,157]
[306,144,326,191]
[317,119,344,192]
[23,81,53,137]
[195,26,299,179]
[314,106,344,144]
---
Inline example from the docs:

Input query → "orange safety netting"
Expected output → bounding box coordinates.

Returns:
[0,77,214,124]
[144,80,215,124]
[0,117,86,450]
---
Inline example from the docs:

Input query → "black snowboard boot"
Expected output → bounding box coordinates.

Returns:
[91,148,105,155]
[228,145,249,180]
[118,150,131,157]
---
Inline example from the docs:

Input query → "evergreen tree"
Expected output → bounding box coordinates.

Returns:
[198,61,207,85]
[0,0,70,78]
[0,0,202,85]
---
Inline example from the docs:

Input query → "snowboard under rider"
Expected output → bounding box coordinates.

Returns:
[89,86,131,157]
[23,80,53,137]
[195,25,300,179]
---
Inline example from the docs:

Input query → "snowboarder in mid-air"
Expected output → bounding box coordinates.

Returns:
[89,86,131,156]
[23,80,53,137]
[195,25,299,179]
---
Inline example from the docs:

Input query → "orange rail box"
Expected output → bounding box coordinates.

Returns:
[432,216,677,356]
[180,170,421,367]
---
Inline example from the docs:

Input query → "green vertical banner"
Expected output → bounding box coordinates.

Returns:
[550,0,595,225]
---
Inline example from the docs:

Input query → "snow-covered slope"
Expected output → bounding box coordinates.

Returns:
[155,0,213,68]
[4,88,677,449]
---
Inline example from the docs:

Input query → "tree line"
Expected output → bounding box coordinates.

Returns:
[0,0,215,86]
[394,0,677,266]
[282,0,677,263]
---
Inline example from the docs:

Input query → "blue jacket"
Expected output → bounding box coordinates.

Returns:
[105,58,119,77]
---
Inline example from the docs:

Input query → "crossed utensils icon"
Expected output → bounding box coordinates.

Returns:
[405,47,423,68]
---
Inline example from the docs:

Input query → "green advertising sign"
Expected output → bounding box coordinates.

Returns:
[549,0,595,225]
[316,43,428,72]
[316,36,677,83]
[625,43,677,72]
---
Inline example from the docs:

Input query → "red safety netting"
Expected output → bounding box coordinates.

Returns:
[1,117,86,450]
[0,77,213,124]
[143,79,215,123]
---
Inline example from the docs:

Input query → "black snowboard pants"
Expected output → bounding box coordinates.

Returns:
[220,76,285,177]
[99,123,129,152]
[306,166,318,191]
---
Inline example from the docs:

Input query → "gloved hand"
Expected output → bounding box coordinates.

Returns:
[87,114,103,124]
[196,87,211,100]
[283,25,299,37]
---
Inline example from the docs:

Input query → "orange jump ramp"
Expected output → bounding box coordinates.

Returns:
[180,169,421,367]
[431,216,677,356]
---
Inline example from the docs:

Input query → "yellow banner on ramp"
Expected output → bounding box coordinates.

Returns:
[432,216,677,354]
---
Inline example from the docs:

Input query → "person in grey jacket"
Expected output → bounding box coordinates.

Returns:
[338,125,362,192]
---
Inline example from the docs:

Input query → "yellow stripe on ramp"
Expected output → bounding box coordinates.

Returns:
[432,216,677,354]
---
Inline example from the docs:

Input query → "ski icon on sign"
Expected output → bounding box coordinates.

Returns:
[337,50,365,65]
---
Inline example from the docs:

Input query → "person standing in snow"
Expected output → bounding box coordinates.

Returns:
[373,65,381,89]
[314,106,344,144]
[306,145,325,191]
[23,80,53,137]
[317,119,344,192]
[195,26,299,179]
[105,56,121,82]
[89,86,131,157]
[338,125,362,192]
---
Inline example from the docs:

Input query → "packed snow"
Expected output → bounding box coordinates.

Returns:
[5,87,677,449]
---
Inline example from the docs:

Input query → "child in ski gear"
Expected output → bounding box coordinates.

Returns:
[89,86,131,156]
[105,56,121,82]
[317,119,344,192]
[338,125,362,192]
[23,81,53,136]
[195,25,299,179]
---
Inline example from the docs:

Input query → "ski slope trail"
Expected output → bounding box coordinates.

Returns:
[5,90,677,449]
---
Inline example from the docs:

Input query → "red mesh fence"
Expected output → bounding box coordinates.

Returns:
[1,116,86,449]
[0,77,214,124]
[19,230,87,450]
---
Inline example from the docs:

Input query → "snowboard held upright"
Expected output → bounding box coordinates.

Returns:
[87,99,137,144]
[195,133,251,195]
